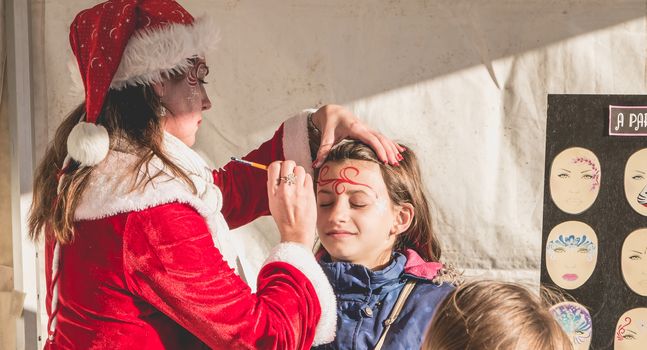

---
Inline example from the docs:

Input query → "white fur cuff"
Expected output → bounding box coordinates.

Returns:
[282,109,317,177]
[264,242,336,346]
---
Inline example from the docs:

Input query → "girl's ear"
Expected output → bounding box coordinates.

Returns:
[151,81,165,98]
[391,203,414,236]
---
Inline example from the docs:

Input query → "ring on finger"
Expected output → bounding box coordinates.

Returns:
[277,173,297,186]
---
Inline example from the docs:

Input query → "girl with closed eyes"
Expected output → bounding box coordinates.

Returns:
[311,141,460,350]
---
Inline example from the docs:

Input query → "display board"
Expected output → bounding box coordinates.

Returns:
[542,95,647,349]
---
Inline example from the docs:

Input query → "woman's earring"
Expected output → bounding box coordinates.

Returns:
[159,95,167,117]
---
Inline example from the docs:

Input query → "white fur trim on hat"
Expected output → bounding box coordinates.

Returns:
[67,122,110,166]
[264,242,337,346]
[111,16,220,90]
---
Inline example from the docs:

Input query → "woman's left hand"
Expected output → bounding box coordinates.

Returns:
[311,104,405,168]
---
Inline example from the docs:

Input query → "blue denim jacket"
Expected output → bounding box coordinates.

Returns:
[313,251,454,350]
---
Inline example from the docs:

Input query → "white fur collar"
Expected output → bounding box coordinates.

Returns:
[162,131,214,184]
[75,134,241,275]
[76,132,219,220]
[75,150,215,219]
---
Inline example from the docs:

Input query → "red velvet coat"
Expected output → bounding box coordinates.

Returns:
[44,113,336,349]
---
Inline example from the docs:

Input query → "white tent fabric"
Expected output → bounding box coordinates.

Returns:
[39,0,647,291]
[1,1,20,349]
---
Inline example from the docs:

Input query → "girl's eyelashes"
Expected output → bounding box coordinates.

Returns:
[199,79,208,85]
[316,191,373,209]
[317,202,368,208]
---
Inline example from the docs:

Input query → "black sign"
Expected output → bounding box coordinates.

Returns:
[543,95,647,349]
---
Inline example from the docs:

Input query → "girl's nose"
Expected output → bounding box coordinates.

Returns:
[329,202,349,223]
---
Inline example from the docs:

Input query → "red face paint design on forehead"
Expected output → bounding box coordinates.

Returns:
[317,165,373,195]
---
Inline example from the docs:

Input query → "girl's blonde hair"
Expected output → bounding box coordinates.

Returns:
[423,280,573,350]
[29,75,195,244]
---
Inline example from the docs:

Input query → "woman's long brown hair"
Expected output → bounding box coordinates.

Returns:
[29,82,195,244]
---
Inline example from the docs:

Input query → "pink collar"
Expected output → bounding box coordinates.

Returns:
[402,249,443,279]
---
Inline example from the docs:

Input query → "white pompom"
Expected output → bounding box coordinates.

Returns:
[67,122,110,166]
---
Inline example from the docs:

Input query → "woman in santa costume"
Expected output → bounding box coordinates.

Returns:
[27,1,404,349]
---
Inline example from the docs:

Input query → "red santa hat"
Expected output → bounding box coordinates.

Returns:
[66,0,218,166]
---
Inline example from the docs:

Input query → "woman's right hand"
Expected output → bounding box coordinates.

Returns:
[267,160,316,248]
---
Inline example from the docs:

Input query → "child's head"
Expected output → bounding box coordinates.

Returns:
[423,280,573,350]
[314,141,441,269]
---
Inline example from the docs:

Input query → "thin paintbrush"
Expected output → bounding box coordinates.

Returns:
[230,157,268,171]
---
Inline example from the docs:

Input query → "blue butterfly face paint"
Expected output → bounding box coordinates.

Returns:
[546,221,598,290]
[547,234,597,262]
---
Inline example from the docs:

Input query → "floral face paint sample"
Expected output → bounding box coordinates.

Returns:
[550,302,592,350]
[624,149,647,217]
[546,221,598,289]
[614,308,647,349]
[550,147,601,214]
[621,229,647,296]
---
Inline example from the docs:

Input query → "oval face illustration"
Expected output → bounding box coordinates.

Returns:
[546,221,598,289]
[624,149,647,216]
[614,308,647,349]
[621,229,647,296]
[550,147,601,214]
[550,302,592,350]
